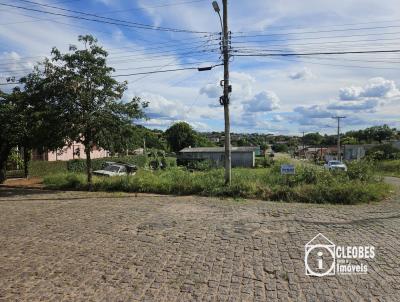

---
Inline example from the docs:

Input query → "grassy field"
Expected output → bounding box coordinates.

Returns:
[43,161,391,204]
[374,160,400,177]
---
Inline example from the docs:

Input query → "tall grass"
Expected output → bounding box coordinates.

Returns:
[374,160,400,177]
[43,162,391,204]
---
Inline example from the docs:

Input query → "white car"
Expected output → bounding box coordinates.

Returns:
[324,160,348,172]
[94,163,136,177]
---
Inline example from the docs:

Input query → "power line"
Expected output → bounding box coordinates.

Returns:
[230,36,400,49]
[93,0,208,15]
[231,31,400,44]
[0,36,218,66]
[233,49,400,57]
[0,2,211,33]
[0,60,219,75]
[233,17,400,34]
[257,55,400,70]
[11,0,210,33]
[0,64,223,85]
[232,24,400,39]
[113,64,223,77]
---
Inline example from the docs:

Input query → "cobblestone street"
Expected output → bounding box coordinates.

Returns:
[1,182,400,301]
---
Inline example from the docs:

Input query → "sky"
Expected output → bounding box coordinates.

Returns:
[0,0,400,135]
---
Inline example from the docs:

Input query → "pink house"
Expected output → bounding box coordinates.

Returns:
[32,142,109,161]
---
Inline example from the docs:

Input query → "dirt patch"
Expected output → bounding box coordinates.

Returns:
[1,177,44,189]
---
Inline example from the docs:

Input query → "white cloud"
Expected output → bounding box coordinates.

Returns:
[327,99,379,112]
[244,91,280,112]
[294,105,333,119]
[139,92,186,120]
[339,77,400,101]
[272,114,284,122]
[339,86,364,101]
[288,68,314,80]
[200,83,220,99]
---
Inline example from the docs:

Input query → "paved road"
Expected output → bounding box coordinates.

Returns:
[0,183,400,301]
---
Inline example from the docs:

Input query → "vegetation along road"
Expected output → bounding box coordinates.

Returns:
[0,179,399,301]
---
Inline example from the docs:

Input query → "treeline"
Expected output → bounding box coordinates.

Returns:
[302,125,399,147]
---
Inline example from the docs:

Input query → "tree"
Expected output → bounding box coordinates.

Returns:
[303,132,323,146]
[341,136,358,145]
[272,144,288,153]
[195,133,216,148]
[0,89,23,183]
[370,125,395,143]
[165,122,196,153]
[35,35,147,189]
[0,72,70,182]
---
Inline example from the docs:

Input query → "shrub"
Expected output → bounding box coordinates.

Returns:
[366,144,400,160]
[29,160,68,177]
[346,160,375,181]
[43,172,86,190]
[255,157,274,168]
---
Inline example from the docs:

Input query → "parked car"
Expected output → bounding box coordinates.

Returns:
[324,160,348,172]
[93,162,137,177]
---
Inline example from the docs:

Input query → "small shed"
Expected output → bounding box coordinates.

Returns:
[179,147,256,168]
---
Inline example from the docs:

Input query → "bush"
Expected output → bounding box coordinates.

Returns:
[272,144,288,153]
[366,144,400,160]
[346,160,375,181]
[188,159,214,171]
[43,172,86,190]
[255,157,273,168]
[29,160,68,177]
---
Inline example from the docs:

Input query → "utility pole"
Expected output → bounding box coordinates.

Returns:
[222,0,231,185]
[332,116,346,161]
[212,0,231,185]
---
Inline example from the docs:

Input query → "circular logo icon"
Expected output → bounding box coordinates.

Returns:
[305,244,335,277]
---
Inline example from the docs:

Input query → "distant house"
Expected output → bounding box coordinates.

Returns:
[343,141,400,161]
[343,144,375,161]
[179,146,256,168]
[32,142,109,161]
[297,146,338,161]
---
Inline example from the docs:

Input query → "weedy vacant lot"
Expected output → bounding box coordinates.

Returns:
[44,160,391,204]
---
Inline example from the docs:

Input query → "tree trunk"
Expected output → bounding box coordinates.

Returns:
[85,146,93,191]
[0,159,6,184]
[23,146,30,178]
[0,145,11,184]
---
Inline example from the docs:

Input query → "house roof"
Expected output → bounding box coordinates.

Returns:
[180,147,257,153]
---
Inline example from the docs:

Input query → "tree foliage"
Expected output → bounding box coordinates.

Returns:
[165,122,197,153]
[29,35,147,188]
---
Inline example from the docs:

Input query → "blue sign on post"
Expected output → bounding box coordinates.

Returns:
[281,164,295,175]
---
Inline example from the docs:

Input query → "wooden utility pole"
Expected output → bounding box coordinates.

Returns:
[332,116,346,161]
[222,0,231,185]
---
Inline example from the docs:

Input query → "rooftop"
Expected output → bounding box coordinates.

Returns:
[180,147,258,153]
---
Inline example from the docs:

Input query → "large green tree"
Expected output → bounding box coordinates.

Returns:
[35,35,147,189]
[303,132,323,146]
[165,122,197,153]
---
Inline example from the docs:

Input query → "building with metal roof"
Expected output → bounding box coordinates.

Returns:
[179,147,256,168]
